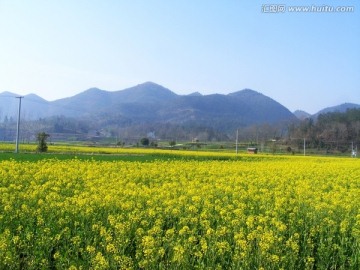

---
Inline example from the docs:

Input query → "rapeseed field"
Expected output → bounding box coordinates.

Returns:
[0,154,359,269]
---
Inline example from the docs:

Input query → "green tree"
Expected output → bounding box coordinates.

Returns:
[36,132,50,152]
[169,140,176,147]
[140,137,150,146]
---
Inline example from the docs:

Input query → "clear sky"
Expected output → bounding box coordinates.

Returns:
[0,0,359,114]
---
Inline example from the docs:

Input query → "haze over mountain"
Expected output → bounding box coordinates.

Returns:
[0,82,358,133]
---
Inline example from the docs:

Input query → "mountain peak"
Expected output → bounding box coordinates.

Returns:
[187,92,202,96]
[293,110,311,120]
[138,81,161,87]
[24,93,49,102]
[82,87,106,94]
[0,91,18,97]
[228,88,262,97]
[114,82,178,103]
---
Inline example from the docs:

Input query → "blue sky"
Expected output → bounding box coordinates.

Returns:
[0,0,359,114]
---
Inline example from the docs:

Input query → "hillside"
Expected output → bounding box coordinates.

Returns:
[313,103,360,119]
[294,110,311,120]
[1,82,296,134]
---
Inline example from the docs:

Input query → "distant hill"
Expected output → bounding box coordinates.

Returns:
[0,82,296,133]
[0,92,50,121]
[228,89,295,124]
[50,88,112,116]
[294,110,311,120]
[0,92,18,120]
[111,82,177,103]
[48,82,178,117]
[187,92,202,96]
[23,94,50,119]
[313,103,360,119]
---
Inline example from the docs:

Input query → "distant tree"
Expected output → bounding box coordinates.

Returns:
[36,132,50,152]
[150,141,158,147]
[271,141,277,154]
[169,140,176,147]
[116,141,125,147]
[140,137,150,146]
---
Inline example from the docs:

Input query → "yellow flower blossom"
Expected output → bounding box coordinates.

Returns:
[0,152,359,269]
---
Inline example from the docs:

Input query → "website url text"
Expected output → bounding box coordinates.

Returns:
[261,5,355,13]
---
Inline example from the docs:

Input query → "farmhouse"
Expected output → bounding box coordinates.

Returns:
[247,147,258,154]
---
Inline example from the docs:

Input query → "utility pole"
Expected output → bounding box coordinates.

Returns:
[15,96,23,153]
[303,137,306,156]
[236,129,238,155]
[351,142,357,158]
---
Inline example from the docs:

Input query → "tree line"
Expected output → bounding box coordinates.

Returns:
[287,109,360,153]
[0,109,359,154]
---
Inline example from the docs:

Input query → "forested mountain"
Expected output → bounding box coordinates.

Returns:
[0,82,295,132]
[49,82,178,117]
[1,82,359,144]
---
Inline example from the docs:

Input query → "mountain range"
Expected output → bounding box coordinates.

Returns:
[0,82,359,133]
